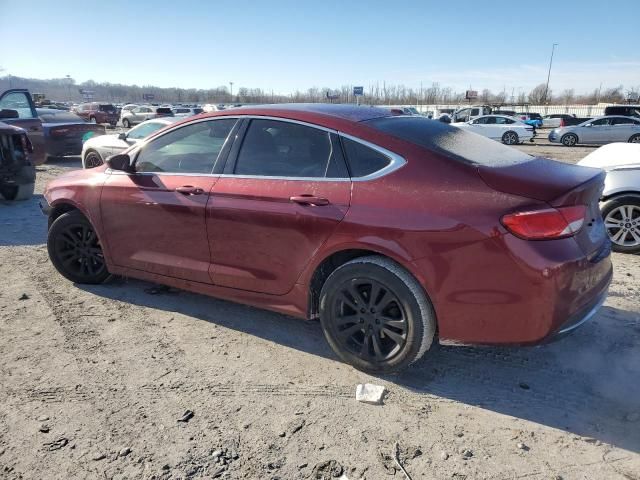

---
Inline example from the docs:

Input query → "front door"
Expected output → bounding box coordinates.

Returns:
[100,118,238,283]
[207,118,352,295]
[0,90,45,165]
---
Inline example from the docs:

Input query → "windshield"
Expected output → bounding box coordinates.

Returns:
[365,116,532,167]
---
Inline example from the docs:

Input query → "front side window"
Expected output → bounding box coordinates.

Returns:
[590,118,611,126]
[135,119,236,174]
[472,117,488,125]
[0,92,35,119]
[127,122,165,140]
[341,137,391,178]
[234,119,346,178]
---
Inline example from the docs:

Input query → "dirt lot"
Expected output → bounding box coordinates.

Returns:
[1,139,639,480]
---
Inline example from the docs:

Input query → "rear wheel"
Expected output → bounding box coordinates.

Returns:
[561,133,578,146]
[319,256,436,373]
[47,211,110,283]
[629,134,640,143]
[0,182,34,201]
[502,131,519,145]
[122,119,131,128]
[602,196,640,253]
[84,150,103,169]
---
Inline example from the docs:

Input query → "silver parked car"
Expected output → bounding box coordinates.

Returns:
[578,143,640,253]
[120,105,174,128]
[81,117,181,168]
[549,115,640,146]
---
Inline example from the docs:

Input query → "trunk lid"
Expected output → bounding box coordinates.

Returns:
[477,157,608,255]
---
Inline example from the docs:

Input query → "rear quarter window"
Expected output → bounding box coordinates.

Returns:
[365,116,531,167]
[341,137,391,177]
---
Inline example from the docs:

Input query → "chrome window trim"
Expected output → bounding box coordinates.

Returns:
[118,114,406,181]
[338,132,406,181]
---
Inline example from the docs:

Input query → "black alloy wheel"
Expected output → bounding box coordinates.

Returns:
[47,211,110,284]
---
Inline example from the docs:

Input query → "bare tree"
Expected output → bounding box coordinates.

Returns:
[560,89,575,105]
[528,84,549,104]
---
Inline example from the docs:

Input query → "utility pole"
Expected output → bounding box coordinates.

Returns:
[543,43,558,104]
[65,74,72,102]
[229,82,234,103]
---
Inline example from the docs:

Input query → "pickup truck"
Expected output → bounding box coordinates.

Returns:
[0,89,45,165]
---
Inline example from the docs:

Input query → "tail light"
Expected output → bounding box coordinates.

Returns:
[51,128,69,137]
[501,205,586,240]
[559,119,565,127]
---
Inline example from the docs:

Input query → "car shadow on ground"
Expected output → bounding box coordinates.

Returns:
[81,278,640,453]
[0,194,48,246]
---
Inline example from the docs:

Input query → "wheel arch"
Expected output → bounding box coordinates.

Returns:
[305,244,433,322]
[601,190,640,202]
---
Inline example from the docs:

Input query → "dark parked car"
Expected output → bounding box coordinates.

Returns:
[0,89,45,165]
[74,102,119,126]
[41,104,612,373]
[37,109,105,162]
[0,119,35,200]
[604,105,640,118]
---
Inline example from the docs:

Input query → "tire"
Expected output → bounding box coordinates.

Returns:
[89,116,97,124]
[122,119,131,128]
[629,134,640,143]
[601,196,640,254]
[501,131,519,145]
[47,211,111,284]
[0,182,35,201]
[84,150,104,169]
[561,133,578,146]
[319,255,436,373]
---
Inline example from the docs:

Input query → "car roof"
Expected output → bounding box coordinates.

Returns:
[205,103,394,123]
[137,117,182,126]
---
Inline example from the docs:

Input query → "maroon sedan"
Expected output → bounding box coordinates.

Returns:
[41,104,612,373]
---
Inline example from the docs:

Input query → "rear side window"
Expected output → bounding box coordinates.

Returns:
[366,116,531,167]
[156,107,173,114]
[341,137,391,177]
[234,119,347,178]
[99,104,115,112]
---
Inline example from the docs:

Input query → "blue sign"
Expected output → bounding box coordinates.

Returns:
[353,86,364,96]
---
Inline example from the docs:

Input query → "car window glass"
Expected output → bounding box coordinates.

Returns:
[341,137,392,178]
[494,117,508,124]
[471,108,480,116]
[485,117,497,124]
[0,92,35,119]
[591,118,610,126]
[127,122,164,140]
[472,117,487,124]
[135,119,236,174]
[611,117,633,125]
[234,119,344,178]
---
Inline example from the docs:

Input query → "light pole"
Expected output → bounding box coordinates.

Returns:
[543,43,558,104]
[229,82,234,103]
[65,74,72,102]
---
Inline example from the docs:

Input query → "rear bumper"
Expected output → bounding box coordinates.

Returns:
[416,233,613,346]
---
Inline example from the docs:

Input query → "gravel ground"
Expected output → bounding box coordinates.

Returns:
[0,140,639,480]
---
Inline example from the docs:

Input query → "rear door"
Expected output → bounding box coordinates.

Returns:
[582,118,612,144]
[100,118,238,282]
[610,117,639,141]
[0,90,45,165]
[207,118,351,295]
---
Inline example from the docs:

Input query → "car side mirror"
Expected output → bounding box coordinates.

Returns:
[0,109,19,120]
[118,132,127,140]
[106,153,133,172]
[584,123,592,127]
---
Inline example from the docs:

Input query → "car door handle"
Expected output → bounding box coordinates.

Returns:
[175,185,204,195]
[290,195,330,206]
[30,126,40,131]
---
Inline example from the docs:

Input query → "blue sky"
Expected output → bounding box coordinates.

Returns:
[1,0,639,94]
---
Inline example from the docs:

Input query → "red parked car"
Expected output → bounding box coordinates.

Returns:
[41,104,612,373]
[74,102,119,126]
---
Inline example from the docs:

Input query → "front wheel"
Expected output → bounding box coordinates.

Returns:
[561,133,578,146]
[47,211,111,283]
[319,256,436,373]
[0,182,34,201]
[84,150,103,169]
[629,134,640,143]
[502,131,519,145]
[601,196,640,253]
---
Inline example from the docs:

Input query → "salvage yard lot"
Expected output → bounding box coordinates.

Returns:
[1,140,639,479]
